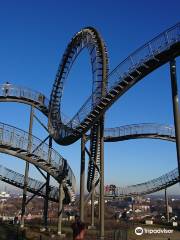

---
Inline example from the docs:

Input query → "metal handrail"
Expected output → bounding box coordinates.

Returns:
[0,122,76,193]
[0,84,77,125]
[0,84,49,108]
[104,168,179,197]
[0,164,59,200]
[104,123,175,139]
[0,163,76,202]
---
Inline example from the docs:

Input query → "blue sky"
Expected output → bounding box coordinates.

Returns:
[0,0,180,194]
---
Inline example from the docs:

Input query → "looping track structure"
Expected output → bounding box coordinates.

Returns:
[48,27,109,192]
[0,23,180,235]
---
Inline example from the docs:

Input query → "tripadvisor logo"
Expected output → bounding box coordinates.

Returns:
[135,227,173,235]
[135,227,143,235]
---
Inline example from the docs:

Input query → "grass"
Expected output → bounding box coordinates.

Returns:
[0,223,24,240]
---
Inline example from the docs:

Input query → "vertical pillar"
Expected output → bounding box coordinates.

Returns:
[80,134,85,222]
[43,137,52,230]
[21,106,34,228]
[91,185,95,227]
[99,117,105,239]
[170,59,180,177]
[57,182,63,235]
[165,188,170,222]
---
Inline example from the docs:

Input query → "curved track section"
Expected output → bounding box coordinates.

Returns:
[0,122,76,199]
[103,123,178,197]
[0,85,49,116]
[104,123,175,142]
[0,164,75,203]
[0,85,77,200]
[0,87,175,143]
[103,123,179,197]
[105,168,179,197]
[0,84,69,125]
[0,164,59,201]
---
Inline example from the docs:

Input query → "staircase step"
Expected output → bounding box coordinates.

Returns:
[17,149,27,153]
[37,159,45,163]
[86,117,93,121]
[79,124,86,129]
[90,113,97,118]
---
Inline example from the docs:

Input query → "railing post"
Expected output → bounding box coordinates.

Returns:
[21,106,34,228]
[165,31,170,44]
[43,137,52,231]
[80,134,85,222]
[170,59,180,177]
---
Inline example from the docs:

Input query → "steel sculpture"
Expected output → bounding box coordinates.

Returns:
[0,23,179,238]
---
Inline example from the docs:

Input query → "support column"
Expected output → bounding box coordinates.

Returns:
[165,188,170,222]
[99,117,105,239]
[57,182,63,235]
[98,195,100,222]
[170,59,180,177]
[21,106,34,228]
[43,137,52,230]
[80,134,85,222]
[91,185,95,227]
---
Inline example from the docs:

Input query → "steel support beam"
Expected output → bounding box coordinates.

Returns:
[33,113,49,132]
[170,59,180,177]
[25,183,46,205]
[165,188,170,222]
[35,166,47,180]
[80,134,85,222]
[43,137,52,230]
[21,106,34,228]
[57,182,63,235]
[31,135,50,154]
[99,117,105,239]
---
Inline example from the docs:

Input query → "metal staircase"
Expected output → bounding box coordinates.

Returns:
[0,122,76,195]
[0,164,75,203]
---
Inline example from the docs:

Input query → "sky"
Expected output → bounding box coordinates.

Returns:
[0,0,180,195]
